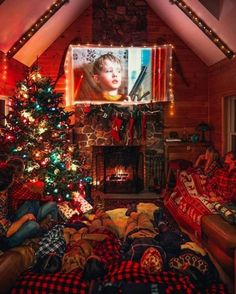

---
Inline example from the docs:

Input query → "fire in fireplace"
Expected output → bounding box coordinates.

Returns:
[93,146,144,193]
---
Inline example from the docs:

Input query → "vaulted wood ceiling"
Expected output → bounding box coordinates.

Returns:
[0,0,235,67]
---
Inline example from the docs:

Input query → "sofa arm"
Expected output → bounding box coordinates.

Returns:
[201,214,236,281]
[0,246,35,293]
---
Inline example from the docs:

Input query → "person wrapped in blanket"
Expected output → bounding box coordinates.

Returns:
[120,204,219,289]
[189,145,221,178]
[63,211,119,279]
[0,161,58,251]
[205,151,236,203]
[32,210,119,277]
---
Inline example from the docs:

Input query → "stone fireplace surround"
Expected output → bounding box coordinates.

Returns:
[74,103,165,193]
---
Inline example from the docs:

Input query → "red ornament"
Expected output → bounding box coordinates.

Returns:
[84,105,91,114]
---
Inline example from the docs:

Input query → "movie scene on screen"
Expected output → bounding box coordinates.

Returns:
[65,45,173,105]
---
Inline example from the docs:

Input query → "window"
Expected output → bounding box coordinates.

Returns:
[0,96,9,126]
[225,96,236,152]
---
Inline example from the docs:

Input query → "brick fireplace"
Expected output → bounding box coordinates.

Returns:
[74,103,165,193]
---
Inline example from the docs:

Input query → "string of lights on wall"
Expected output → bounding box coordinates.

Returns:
[170,0,235,59]
[1,52,8,81]
[7,0,69,59]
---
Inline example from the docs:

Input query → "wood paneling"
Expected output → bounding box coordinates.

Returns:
[0,51,27,96]
[38,6,92,95]
[147,8,209,137]
[208,58,236,154]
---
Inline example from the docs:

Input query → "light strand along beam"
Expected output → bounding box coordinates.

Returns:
[170,0,235,59]
[7,0,69,59]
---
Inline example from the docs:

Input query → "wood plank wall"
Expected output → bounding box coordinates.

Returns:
[208,58,236,154]
[0,51,27,96]
[38,6,92,95]
[147,9,209,141]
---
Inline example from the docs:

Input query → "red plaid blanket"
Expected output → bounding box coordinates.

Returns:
[11,270,88,294]
[11,223,227,293]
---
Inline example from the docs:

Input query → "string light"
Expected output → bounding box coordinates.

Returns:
[170,0,235,59]
[7,0,69,58]
[1,53,8,81]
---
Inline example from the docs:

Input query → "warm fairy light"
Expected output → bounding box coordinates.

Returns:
[169,100,175,116]
[1,53,8,81]
[7,0,69,58]
[64,46,72,106]
[170,0,235,59]
[31,72,42,81]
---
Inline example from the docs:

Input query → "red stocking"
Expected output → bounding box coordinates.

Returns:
[111,115,123,142]
[141,113,147,140]
[129,115,135,143]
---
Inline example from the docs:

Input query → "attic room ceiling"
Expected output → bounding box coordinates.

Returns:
[0,0,235,67]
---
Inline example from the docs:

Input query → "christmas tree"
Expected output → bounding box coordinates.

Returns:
[1,66,86,202]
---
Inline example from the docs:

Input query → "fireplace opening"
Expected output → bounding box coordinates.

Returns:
[93,146,144,193]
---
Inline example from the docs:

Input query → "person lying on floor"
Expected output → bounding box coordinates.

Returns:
[120,205,220,290]
[32,209,120,275]
[32,221,106,274]
[121,204,206,274]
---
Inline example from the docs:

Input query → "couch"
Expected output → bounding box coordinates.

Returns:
[0,246,35,294]
[164,171,236,293]
[0,202,228,294]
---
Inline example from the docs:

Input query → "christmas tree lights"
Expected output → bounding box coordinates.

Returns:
[0,66,86,202]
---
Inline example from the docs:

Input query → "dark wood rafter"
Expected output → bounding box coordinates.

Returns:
[170,0,235,59]
[7,0,70,59]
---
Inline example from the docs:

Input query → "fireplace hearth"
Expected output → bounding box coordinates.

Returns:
[92,146,144,193]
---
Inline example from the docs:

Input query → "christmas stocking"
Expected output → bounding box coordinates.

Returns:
[141,113,147,140]
[111,115,123,142]
[100,104,113,130]
[128,115,135,143]
[135,111,142,139]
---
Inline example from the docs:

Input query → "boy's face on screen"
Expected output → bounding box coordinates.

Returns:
[94,60,122,92]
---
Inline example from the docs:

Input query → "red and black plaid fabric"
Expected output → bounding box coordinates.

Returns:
[8,181,41,214]
[103,260,227,293]
[92,229,121,263]
[11,231,227,294]
[207,167,236,202]
[104,260,195,293]
[12,269,88,294]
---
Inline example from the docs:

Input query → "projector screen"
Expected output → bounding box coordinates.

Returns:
[65,45,173,106]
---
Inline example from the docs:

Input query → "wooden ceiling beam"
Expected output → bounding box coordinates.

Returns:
[170,0,235,59]
[7,0,70,59]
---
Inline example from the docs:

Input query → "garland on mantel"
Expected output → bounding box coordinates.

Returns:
[78,103,164,144]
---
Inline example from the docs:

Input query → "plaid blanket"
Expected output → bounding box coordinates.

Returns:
[11,270,88,294]
[11,222,227,294]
